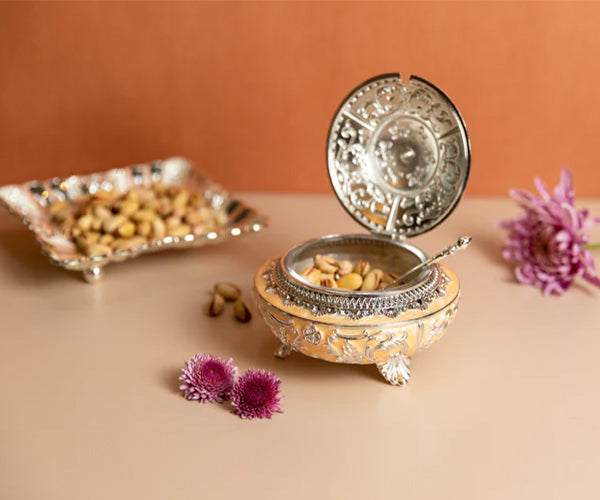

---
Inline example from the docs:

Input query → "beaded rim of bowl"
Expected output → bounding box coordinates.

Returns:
[263,235,449,320]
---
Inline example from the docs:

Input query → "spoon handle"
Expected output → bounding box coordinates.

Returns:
[386,236,472,289]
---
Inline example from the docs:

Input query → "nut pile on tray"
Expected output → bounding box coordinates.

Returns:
[49,184,228,257]
[301,255,398,291]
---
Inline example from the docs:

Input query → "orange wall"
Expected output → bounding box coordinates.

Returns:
[1,1,600,196]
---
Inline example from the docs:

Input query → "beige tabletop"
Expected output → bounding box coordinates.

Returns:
[1,194,599,500]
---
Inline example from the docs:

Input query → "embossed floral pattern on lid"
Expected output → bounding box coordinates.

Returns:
[327,74,470,239]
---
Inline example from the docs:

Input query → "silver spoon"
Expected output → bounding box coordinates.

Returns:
[385,236,472,289]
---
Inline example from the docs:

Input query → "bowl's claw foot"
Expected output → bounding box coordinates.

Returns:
[377,354,411,386]
[274,343,293,359]
[83,266,103,284]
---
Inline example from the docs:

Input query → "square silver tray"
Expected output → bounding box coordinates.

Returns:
[0,157,268,282]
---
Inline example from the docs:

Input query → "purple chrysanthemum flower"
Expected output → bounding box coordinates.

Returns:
[231,369,283,419]
[179,354,238,403]
[498,168,600,295]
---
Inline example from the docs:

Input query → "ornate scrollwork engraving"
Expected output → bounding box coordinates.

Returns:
[328,75,469,237]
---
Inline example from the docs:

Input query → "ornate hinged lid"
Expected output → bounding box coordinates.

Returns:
[326,73,470,238]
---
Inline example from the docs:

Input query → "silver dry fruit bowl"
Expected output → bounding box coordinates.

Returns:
[254,234,461,386]
[254,72,470,385]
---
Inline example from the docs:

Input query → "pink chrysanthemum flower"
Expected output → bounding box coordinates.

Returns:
[179,354,238,403]
[231,369,283,419]
[498,168,600,295]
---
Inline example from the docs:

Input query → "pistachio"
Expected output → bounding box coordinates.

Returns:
[165,216,181,229]
[151,218,166,239]
[337,260,353,277]
[157,198,172,216]
[152,183,167,195]
[76,214,94,232]
[379,273,398,289]
[130,209,156,222]
[192,223,207,235]
[117,221,136,238]
[371,268,384,281]
[301,266,322,285]
[135,188,156,204]
[233,299,252,322]
[353,260,370,277]
[112,236,146,251]
[170,208,185,220]
[167,224,191,238]
[360,271,380,291]
[91,219,103,232]
[103,214,127,234]
[136,220,151,237]
[99,234,114,246]
[119,199,139,216]
[207,293,225,316]
[93,205,112,220]
[125,189,139,202]
[185,210,204,225]
[143,198,159,211]
[85,243,113,257]
[337,273,363,290]
[92,190,117,201]
[197,207,213,223]
[77,231,100,246]
[172,190,189,209]
[314,254,339,274]
[214,282,241,301]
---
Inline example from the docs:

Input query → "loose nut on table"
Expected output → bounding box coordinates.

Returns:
[214,282,241,301]
[207,294,225,316]
[233,299,252,322]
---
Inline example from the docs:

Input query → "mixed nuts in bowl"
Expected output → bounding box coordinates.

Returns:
[299,253,399,291]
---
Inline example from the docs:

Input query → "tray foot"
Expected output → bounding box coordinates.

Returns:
[83,266,103,283]
[274,343,293,359]
[377,354,411,386]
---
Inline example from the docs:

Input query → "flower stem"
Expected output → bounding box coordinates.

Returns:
[583,243,600,250]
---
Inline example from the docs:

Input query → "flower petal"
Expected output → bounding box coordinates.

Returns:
[498,168,600,295]
[534,177,550,201]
